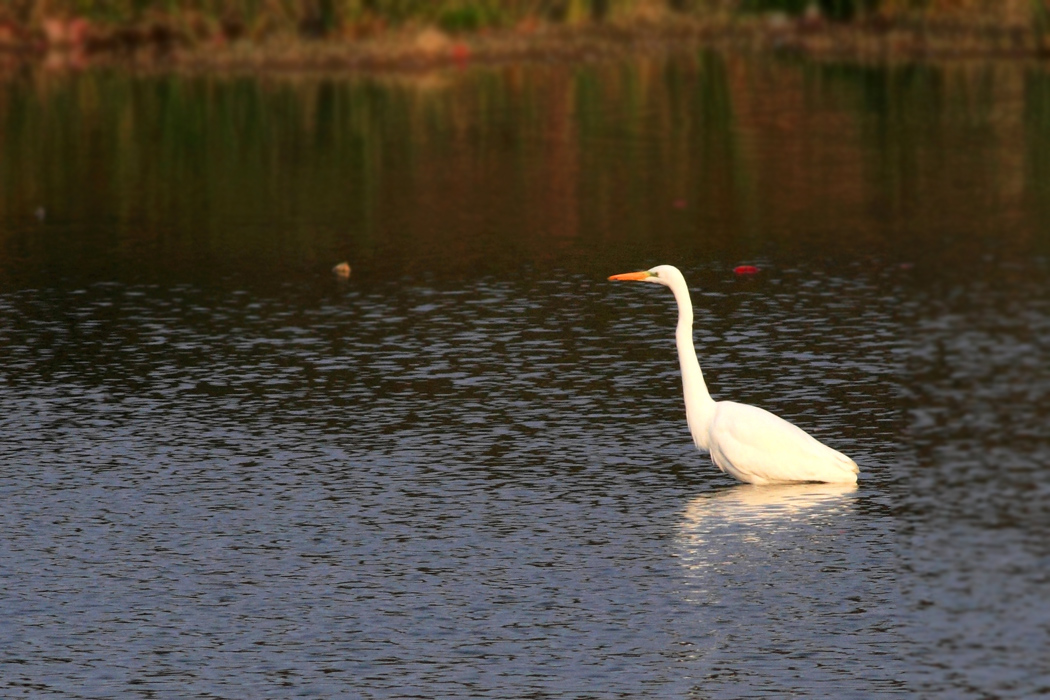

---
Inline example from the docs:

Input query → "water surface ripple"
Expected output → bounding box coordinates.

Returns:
[0,268,942,696]
[1,56,1049,698]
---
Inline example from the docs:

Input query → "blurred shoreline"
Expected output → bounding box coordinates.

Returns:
[2,4,1049,73]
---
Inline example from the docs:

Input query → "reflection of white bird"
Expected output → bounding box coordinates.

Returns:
[609,265,859,485]
[682,483,858,527]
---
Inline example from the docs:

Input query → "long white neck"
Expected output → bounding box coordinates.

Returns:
[667,272,715,450]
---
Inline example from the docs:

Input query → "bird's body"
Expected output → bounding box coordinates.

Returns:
[609,265,859,485]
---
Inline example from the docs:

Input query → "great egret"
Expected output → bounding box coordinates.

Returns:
[608,265,859,485]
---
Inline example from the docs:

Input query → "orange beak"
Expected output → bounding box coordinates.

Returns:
[608,271,652,281]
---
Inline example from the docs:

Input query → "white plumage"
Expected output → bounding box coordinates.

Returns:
[609,264,859,485]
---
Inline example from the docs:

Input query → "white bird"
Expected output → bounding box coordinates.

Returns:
[608,264,859,485]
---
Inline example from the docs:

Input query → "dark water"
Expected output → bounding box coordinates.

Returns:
[0,55,1047,697]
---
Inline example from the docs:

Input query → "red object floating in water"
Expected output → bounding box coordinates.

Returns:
[734,265,759,275]
[451,43,471,62]
[672,199,687,209]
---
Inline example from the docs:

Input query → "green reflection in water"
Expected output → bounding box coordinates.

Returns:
[1,55,1048,288]
[1025,67,1050,258]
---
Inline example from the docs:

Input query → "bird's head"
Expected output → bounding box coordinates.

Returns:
[608,264,683,287]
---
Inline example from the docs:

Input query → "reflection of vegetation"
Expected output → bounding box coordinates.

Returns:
[1024,68,1050,256]
[0,56,746,276]
[789,59,1045,265]
[2,54,1047,281]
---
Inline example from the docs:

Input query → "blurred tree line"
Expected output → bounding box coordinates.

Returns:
[2,1,1042,33]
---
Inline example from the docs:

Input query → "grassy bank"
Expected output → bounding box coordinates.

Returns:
[1,1,1049,69]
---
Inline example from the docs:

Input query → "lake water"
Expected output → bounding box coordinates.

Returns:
[0,54,1047,697]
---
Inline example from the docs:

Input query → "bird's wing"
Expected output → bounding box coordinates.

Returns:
[708,401,858,484]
